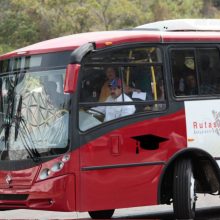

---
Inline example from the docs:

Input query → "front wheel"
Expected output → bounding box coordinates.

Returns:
[88,209,115,219]
[173,159,196,219]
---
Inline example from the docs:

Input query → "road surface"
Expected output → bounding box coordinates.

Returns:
[0,194,220,219]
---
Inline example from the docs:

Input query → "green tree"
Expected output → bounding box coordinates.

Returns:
[91,0,143,30]
[0,0,219,55]
[146,0,203,21]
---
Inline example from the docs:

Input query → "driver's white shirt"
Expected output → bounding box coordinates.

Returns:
[93,94,135,121]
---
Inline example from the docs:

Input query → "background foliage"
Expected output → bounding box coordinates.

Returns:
[1,0,220,54]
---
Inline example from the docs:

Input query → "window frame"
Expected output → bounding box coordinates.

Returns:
[168,44,220,101]
[77,43,168,132]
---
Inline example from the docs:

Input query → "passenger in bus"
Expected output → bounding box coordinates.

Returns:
[99,67,118,102]
[99,67,132,102]
[128,66,152,100]
[93,78,135,121]
[185,73,198,95]
[172,52,195,95]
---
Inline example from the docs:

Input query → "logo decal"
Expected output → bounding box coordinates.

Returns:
[185,100,220,157]
[192,110,220,135]
[5,174,12,185]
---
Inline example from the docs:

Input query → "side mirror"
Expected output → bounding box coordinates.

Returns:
[64,64,80,93]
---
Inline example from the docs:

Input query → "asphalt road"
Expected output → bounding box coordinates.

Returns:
[0,194,220,219]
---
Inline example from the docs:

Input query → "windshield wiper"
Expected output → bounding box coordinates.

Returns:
[19,118,41,162]
[14,95,22,141]
[3,74,19,143]
[13,95,40,162]
[18,126,41,163]
[2,74,41,162]
[0,75,18,159]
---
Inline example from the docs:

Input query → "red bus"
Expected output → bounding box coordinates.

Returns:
[1,19,220,219]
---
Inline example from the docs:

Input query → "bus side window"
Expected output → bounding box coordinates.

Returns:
[124,65,165,112]
[198,48,220,95]
[79,46,166,131]
[171,50,197,96]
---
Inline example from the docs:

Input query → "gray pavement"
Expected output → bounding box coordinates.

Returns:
[0,194,220,219]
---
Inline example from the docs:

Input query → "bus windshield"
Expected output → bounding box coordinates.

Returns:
[0,52,70,161]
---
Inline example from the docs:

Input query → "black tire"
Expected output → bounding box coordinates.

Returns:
[88,209,115,219]
[173,159,196,219]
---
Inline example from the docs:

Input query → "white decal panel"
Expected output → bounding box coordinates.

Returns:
[185,100,220,157]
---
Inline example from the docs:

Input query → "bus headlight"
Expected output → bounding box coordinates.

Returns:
[38,154,70,181]
[62,154,70,162]
[51,161,64,172]
[39,168,51,180]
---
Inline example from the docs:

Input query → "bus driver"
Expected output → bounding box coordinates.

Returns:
[93,78,136,121]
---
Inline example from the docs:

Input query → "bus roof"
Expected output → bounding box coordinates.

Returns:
[0,31,161,60]
[2,19,220,60]
[136,19,220,31]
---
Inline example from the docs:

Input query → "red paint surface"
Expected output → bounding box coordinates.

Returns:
[0,174,76,211]
[79,110,186,211]
[0,31,161,60]
[0,110,187,211]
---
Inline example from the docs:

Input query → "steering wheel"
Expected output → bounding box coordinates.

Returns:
[85,108,105,121]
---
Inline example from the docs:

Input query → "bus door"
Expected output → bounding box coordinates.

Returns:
[78,45,169,211]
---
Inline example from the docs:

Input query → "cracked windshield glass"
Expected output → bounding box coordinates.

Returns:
[0,52,70,160]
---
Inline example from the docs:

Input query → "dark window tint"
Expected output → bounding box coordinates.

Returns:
[197,48,220,94]
[0,59,10,73]
[0,51,71,74]
[86,47,162,64]
[171,49,198,96]
[171,47,220,97]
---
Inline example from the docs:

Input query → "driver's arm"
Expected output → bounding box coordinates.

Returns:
[121,104,136,117]
[91,106,106,115]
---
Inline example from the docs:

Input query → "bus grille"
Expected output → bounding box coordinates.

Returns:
[0,194,28,201]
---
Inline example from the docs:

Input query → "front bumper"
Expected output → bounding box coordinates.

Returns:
[0,174,75,211]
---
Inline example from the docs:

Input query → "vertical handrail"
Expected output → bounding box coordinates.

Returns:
[148,49,157,101]
[126,50,133,86]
